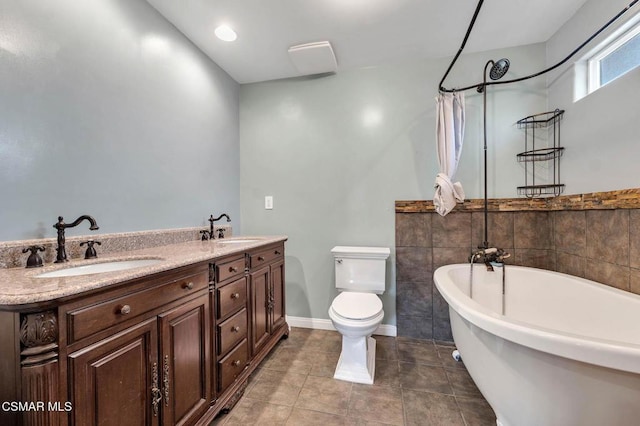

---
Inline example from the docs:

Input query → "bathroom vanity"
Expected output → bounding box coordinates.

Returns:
[0,237,288,426]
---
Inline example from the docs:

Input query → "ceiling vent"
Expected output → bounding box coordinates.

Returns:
[287,41,337,76]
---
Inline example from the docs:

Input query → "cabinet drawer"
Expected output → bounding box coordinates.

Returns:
[217,308,247,356]
[249,246,284,269]
[215,256,245,283]
[217,276,247,319]
[67,270,208,343]
[218,339,248,392]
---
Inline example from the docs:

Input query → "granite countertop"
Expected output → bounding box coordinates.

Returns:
[0,236,287,306]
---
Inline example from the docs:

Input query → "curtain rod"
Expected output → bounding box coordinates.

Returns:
[437,0,485,92]
[439,0,640,93]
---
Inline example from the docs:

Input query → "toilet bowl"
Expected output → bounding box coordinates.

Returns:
[329,246,389,385]
[330,292,384,337]
[329,292,384,384]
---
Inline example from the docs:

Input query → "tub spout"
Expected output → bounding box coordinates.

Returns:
[469,247,497,263]
[469,247,510,271]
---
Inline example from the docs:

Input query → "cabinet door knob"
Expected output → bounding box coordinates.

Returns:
[182,281,194,290]
[231,292,240,299]
[119,305,131,315]
[232,326,240,332]
[232,360,241,367]
[275,250,281,255]
[229,266,238,273]
[257,256,264,261]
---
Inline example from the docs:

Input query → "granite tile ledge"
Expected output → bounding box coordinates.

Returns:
[396,187,640,213]
[0,235,286,306]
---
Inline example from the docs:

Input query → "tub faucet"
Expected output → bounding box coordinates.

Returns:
[53,215,99,263]
[470,247,510,271]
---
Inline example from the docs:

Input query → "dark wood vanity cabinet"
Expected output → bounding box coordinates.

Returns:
[249,245,286,356]
[0,239,287,426]
[67,317,159,426]
[210,255,249,396]
[206,242,288,420]
[157,295,210,426]
[64,265,211,426]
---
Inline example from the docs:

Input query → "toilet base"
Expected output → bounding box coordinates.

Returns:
[333,336,376,385]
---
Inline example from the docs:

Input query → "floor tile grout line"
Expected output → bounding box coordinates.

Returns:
[454,395,471,426]
[400,386,408,426]
[213,329,494,425]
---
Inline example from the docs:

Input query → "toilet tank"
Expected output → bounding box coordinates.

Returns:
[331,246,390,294]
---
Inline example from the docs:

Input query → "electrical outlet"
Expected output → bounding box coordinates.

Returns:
[265,196,273,210]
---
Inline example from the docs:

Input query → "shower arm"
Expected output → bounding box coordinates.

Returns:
[438,0,639,93]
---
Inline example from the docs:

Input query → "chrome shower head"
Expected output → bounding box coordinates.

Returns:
[489,58,510,80]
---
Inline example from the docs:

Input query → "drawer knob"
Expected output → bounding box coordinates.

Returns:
[257,256,265,261]
[275,250,281,255]
[232,360,241,367]
[119,305,131,315]
[229,266,238,273]
[231,292,240,299]
[232,326,240,332]
[183,281,194,290]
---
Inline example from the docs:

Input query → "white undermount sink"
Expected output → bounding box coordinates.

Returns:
[36,259,163,278]
[216,239,260,244]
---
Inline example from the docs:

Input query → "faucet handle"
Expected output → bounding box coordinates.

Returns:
[217,228,225,239]
[22,246,46,268]
[80,240,101,259]
[497,251,511,262]
[200,230,210,241]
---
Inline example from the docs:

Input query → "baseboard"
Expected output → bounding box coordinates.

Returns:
[286,316,397,337]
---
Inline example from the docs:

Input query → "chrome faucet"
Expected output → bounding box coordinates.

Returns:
[200,213,231,240]
[53,215,99,263]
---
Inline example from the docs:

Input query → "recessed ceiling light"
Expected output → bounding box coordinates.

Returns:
[215,25,237,42]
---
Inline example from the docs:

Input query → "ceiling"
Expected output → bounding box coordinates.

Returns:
[145,0,589,84]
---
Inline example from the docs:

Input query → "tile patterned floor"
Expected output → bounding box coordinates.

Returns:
[211,328,496,426]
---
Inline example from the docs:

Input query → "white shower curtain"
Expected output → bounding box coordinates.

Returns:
[433,92,465,216]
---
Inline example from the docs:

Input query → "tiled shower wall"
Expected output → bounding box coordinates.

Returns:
[395,209,640,341]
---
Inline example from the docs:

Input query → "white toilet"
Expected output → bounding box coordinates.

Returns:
[328,246,390,384]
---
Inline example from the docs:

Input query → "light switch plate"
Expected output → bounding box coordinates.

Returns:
[265,196,273,210]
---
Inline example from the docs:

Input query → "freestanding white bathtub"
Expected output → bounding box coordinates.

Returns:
[434,264,640,426]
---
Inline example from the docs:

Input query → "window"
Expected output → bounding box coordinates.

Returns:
[588,20,640,93]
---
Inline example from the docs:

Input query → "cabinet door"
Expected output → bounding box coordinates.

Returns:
[270,259,286,331]
[158,294,210,426]
[249,266,270,355]
[208,289,218,402]
[68,318,159,426]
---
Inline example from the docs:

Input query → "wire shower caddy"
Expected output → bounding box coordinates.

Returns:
[516,109,565,198]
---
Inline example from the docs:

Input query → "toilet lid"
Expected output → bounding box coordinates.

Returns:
[331,292,383,320]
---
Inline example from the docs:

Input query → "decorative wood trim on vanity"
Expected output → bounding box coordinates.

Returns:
[21,360,60,426]
[20,311,58,350]
[17,311,61,426]
[396,188,640,212]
